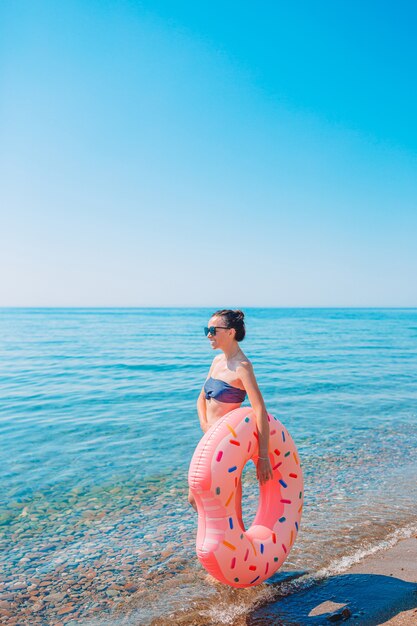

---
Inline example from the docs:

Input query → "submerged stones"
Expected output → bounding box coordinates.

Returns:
[0,478,193,623]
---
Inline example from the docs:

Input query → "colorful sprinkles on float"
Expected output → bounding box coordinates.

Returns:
[188,407,303,587]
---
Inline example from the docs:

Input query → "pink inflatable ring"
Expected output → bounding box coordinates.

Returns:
[188,407,303,587]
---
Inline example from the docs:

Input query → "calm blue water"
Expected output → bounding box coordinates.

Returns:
[1,308,417,625]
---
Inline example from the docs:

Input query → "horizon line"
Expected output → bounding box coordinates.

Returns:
[1,306,417,310]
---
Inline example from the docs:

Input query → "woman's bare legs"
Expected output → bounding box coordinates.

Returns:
[188,487,197,512]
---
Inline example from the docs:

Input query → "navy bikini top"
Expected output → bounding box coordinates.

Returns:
[204,377,247,403]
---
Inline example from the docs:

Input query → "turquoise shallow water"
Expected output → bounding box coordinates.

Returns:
[1,308,417,624]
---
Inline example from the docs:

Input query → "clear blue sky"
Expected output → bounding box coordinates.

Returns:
[1,1,416,306]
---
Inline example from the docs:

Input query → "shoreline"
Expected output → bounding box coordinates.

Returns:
[341,536,417,625]
[249,535,417,625]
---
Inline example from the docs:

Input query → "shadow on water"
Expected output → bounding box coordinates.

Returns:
[248,572,417,625]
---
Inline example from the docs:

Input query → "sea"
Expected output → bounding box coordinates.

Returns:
[1,307,416,625]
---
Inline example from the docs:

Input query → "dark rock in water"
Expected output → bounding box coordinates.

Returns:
[248,573,417,626]
[326,606,351,621]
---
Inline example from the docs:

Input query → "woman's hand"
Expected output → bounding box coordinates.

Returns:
[201,422,211,434]
[256,456,274,485]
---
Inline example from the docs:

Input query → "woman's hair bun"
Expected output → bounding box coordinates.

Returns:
[212,308,246,342]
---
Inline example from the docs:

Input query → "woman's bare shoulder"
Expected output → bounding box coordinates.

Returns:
[238,353,252,367]
[237,355,254,375]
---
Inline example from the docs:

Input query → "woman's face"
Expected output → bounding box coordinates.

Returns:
[206,316,234,350]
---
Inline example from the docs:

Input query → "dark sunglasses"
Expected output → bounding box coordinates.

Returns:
[204,325,229,336]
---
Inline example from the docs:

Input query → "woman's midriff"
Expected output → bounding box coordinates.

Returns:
[206,398,243,427]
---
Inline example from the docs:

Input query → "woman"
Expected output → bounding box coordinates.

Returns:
[188,309,274,520]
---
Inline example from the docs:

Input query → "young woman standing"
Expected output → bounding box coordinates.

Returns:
[188,309,273,521]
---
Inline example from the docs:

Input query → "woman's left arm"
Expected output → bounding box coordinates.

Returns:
[237,362,274,485]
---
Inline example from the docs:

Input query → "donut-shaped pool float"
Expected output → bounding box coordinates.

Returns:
[188,407,303,587]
